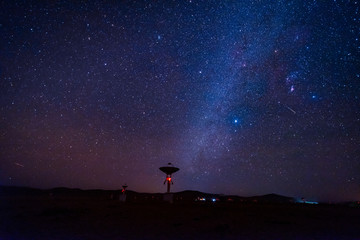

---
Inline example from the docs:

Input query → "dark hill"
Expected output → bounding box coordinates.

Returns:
[0,186,295,203]
[247,193,295,203]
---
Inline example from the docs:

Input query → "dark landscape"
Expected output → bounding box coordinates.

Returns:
[1,186,360,240]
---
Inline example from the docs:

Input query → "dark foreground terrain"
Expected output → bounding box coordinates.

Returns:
[1,188,360,239]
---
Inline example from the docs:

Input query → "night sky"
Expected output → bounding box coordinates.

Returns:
[1,0,359,202]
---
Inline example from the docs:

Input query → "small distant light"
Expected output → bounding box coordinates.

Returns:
[212,198,216,202]
[290,85,295,92]
[234,119,238,123]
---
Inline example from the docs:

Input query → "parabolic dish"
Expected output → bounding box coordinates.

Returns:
[159,166,179,175]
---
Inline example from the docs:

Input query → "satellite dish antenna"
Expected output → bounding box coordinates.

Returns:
[119,184,128,202]
[122,184,128,194]
[159,163,179,193]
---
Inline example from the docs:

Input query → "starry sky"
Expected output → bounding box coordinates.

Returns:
[1,0,359,202]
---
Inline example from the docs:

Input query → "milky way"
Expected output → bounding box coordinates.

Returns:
[1,0,359,201]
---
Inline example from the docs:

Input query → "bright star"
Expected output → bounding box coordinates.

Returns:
[290,85,295,92]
